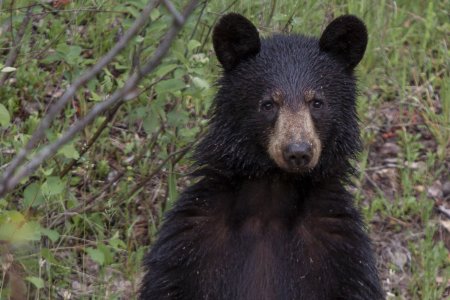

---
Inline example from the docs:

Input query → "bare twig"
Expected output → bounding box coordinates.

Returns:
[188,1,207,42]
[0,0,158,195]
[0,5,33,85]
[162,0,184,25]
[59,75,166,178]
[8,1,14,42]
[0,3,38,13]
[438,205,450,219]
[48,127,170,228]
[48,170,125,228]
[126,141,194,199]
[198,0,237,52]
[265,0,276,27]
[0,0,199,197]
[184,1,207,57]
[282,2,302,33]
[59,102,124,178]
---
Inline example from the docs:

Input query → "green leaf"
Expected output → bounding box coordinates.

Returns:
[90,91,103,102]
[26,276,44,289]
[98,243,113,265]
[135,35,144,43]
[41,52,62,64]
[41,228,60,242]
[191,76,209,90]
[41,248,58,264]
[67,45,82,60]
[167,110,188,127]
[1,210,25,222]
[167,163,178,209]
[41,176,64,196]
[109,231,126,249]
[103,74,113,91]
[179,126,200,139]
[0,103,11,127]
[42,167,54,176]
[125,6,141,18]
[0,223,17,241]
[0,220,41,242]
[1,66,16,73]
[85,247,105,265]
[150,8,160,21]
[188,40,201,52]
[155,64,178,78]
[143,113,160,135]
[58,143,80,159]
[23,183,44,207]
[17,221,42,241]
[155,78,185,95]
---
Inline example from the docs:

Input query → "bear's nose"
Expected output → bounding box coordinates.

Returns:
[283,142,312,169]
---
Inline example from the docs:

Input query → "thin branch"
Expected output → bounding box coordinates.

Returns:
[49,170,124,228]
[188,1,206,41]
[59,102,123,178]
[48,127,162,228]
[198,0,237,52]
[126,141,195,199]
[162,0,184,26]
[0,0,199,197]
[438,205,450,219]
[139,0,198,76]
[0,3,38,13]
[8,1,14,42]
[184,0,207,56]
[0,0,158,195]
[0,5,33,85]
[60,77,165,178]
[281,1,302,33]
[265,0,276,27]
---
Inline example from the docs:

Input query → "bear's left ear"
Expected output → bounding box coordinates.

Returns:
[213,13,261,72]
[319,15,368,70]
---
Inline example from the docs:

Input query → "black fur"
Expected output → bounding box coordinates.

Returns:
[140,13,383,300]
[212,13,261,71]
[319,15,368,70]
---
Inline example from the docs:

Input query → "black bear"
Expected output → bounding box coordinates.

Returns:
[140,13,384,300]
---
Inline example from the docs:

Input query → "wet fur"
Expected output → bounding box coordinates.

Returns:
[140,175,382,299]
[140,14,383,300]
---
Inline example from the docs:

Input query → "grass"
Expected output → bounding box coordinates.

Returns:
[0,0,449,299]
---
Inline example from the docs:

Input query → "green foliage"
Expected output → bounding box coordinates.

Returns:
[0,0,448,299]
[0,103,11,127]
[26,276,45,290]
[0,211,41,242]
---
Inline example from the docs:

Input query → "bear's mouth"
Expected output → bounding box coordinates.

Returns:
[269,140,320,174]
[281,141,317,171]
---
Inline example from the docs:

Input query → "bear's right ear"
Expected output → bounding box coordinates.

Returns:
[319,15,368,70]
[212,13,261,72]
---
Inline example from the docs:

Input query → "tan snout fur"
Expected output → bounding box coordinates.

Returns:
[268,105,321,172]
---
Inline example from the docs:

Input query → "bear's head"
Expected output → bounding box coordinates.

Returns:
[195,13,368,180]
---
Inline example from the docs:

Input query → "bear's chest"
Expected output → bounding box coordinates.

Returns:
[191,215,341,300]
[174,179,364,299]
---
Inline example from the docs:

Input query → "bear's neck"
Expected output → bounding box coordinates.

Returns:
[211,174,347,229]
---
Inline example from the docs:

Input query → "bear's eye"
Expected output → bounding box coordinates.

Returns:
[261,100,275,111]
[311,99,323,109]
